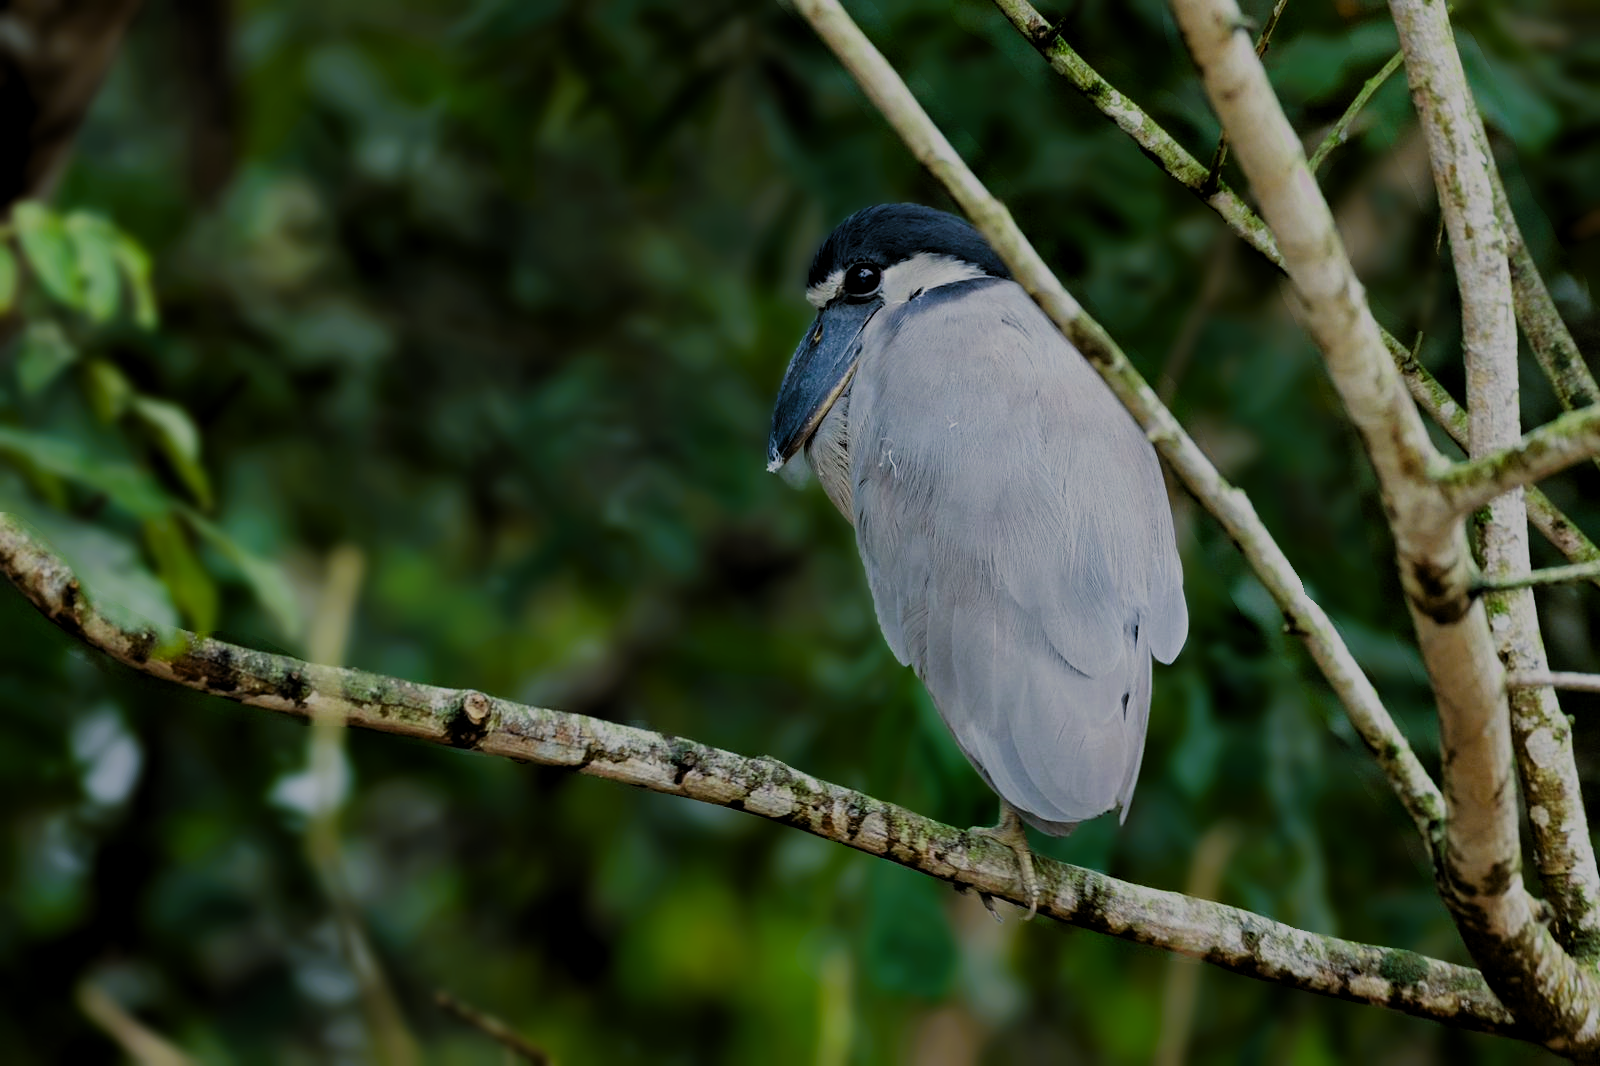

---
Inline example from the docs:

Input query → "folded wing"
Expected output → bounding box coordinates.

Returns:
[850,278,1186,830]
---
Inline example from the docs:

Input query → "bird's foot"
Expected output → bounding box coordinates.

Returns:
[969,804,1039,921]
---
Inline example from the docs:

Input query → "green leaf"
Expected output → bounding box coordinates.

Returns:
[83,358,133,422]
[0,243,16,315]
[12,201,83,310]
[0,424,171,517]
[144,514,219,634]
[129,395,213,508]
[112,232,159,329]
[16,321,79,397]
[64,212,123,323]
[182,508,304,640]
[0,507,179,632]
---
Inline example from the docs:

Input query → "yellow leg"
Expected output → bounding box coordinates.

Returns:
[970,802,1039,920]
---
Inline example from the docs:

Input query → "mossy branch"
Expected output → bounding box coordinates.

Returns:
[1439,406,1600,517]
[987,0,1600,586]
[0,511,1520,1038]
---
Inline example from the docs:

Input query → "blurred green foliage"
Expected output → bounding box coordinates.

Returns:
[2,0,1598,1062]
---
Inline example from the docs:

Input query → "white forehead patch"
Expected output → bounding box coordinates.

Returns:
[805,253,988,309]
[881,253,988,303]
[806,269,844,309]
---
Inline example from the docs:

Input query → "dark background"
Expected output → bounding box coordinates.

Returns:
[3,0,1599,1061]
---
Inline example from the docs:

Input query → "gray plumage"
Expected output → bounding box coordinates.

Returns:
[770,204,1187,836]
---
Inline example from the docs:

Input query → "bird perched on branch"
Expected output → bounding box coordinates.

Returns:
[768,204,1187,917]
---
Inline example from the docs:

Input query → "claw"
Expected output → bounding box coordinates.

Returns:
[970,803,1040,920]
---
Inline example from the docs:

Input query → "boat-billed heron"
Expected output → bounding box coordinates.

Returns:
[768,204,1187,916]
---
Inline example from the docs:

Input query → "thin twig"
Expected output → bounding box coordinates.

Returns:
[1388,328,1600,589]
[77,980,197,1066]
[435,991,549,1065]
[1439,405,1600,516]
[1474,560,1600,594]
[1507,672,1600,695]
[991,0,1281,266]
[0,512,1517,1036]
[1306,50,1405,174]
[791,0,1445,850]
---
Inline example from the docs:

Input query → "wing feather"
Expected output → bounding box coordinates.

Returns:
[850,278,1185,829]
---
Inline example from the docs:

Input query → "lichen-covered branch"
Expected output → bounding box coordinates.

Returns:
[1174,0,1600,1047]
[989,0,1283,270]
[0,512,1521,1037]
[1440,406,1600,517]
[1167,0,1463,614]
[988,0,1600,587]
[1393,331,1600,589]
[1393,0,1600,970]
[789,0,1445,852]
[1491,165,1600,420]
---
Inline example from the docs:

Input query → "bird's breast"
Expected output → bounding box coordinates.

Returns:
[806,385,854,520]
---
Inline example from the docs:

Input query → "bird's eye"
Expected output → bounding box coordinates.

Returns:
[843,263,881,298]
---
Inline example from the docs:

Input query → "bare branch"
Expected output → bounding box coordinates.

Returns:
[77,979,197,1066]
[1394,0,1600,965]
[1507,672,1600,696]
[1475,560,1600,594]
[0,512,1519,1036]
[1439,406,1600,516]
[435,991,549,1065]
[789,0,1445,850]
[1392,331,1600,589]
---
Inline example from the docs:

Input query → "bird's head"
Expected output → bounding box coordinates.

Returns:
[767,203,1010,473]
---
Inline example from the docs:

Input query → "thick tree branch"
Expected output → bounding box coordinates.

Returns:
[1393,0,1600,966]
[1170,0,1466,617]
[788,0,1445,856]
[1173,0,1600,1048]
[0,512,1520,1037]
[1198,0,1290,197]
[988,0,1600,588]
